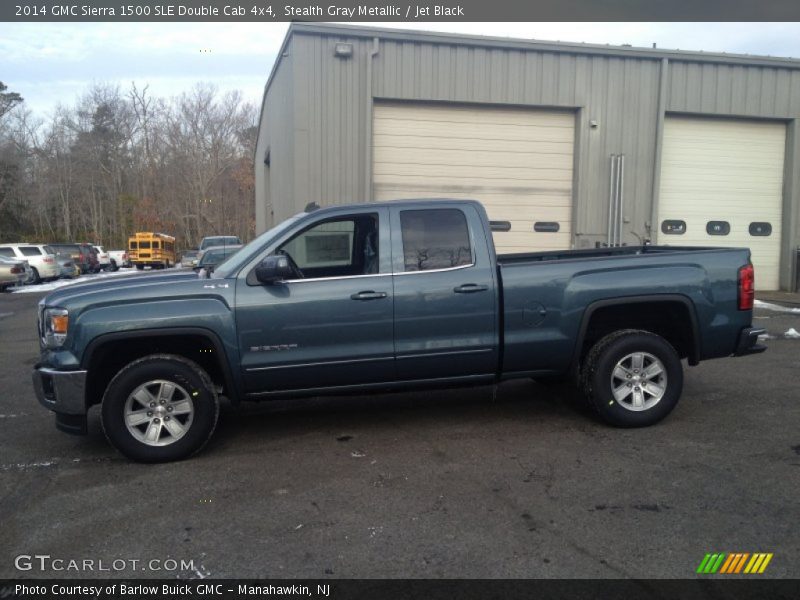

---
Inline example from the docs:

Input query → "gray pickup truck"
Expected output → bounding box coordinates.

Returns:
[33,199,765,462]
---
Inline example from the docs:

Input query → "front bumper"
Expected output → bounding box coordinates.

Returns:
[734,327,767,356]
[32,366,88,434]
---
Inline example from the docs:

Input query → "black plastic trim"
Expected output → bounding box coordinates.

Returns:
[734,327,767,356]
[81,327,239,402]
[571,294,702,369]
[55,413,88,436]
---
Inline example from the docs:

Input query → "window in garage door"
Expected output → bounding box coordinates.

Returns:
[372,102,575,254]
[656,116,785,290]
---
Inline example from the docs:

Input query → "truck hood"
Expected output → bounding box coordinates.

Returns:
[41,271,204,311]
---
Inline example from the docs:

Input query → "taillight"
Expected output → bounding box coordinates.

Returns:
[738,263,755,310]
[44,257,54,263]
[11,266,22,274]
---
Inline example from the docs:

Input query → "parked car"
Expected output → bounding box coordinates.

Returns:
[93,245,112,271]
[108,250,130,269]
[54,254,80,279]
[0,243,59,283]
[197,235,242,261]
[80,243,101,273]
[180,250,199,269]
[194,245,242,273]
[0,256,28,291]
[49,243,92,275]
[32,199,766,463]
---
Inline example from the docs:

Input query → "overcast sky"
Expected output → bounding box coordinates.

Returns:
[2,22,800,117]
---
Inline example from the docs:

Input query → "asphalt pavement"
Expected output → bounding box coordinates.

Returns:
[0,288,798,579]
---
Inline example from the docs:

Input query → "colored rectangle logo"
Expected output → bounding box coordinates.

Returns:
[697,553,773,574]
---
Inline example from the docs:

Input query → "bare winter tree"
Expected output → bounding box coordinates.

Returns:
[0,81,257,249]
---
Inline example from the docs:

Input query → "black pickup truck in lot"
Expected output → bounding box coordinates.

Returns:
[33,199,765,462]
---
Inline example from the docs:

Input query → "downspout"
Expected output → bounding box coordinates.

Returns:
[650,58,669,243]
[364,37,380,202]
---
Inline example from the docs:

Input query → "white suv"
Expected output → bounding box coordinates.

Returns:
[93,245,112,271]
[0,243,59,283]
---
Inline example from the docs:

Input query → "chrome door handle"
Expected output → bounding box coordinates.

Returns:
[350,291,388,301]
[454,283,489,294]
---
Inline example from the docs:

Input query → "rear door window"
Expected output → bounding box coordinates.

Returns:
[400,209,472,272]
[0,248,15,258]
[20,246,42,256]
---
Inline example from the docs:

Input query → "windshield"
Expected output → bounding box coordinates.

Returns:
[200,250,224,265]
[201,236,241,250]
[212,215,304,278]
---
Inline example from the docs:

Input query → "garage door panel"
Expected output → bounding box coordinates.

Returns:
[657,116,785,290]
[374,104,575,127]
[374,134,573,154]
[373,120,575,143]
[374,164,572,182]
[374,148,574,170]
[375,187,571,206]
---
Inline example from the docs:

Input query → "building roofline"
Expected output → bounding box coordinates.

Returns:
[256,22,800,160]
[290,22,800,69]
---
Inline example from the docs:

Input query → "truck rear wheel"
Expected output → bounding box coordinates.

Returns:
[580,329,683,427]
[101,354,219,462]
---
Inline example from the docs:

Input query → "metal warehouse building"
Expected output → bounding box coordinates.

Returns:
[255,23,800,290]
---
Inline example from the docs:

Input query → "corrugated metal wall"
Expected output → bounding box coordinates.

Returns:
[258,25,800,289]
[255,38,296,231]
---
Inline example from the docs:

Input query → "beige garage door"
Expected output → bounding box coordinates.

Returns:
[657,117,785,290]
[373,103,575,253]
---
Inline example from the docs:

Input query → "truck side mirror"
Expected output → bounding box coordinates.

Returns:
[255,255,292,285]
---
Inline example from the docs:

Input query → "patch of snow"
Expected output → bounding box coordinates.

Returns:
[784,328,800,339]
[0,460,58,471]
[0,312,13,318]
[0,413,26,419]
[758,334,776,340]
[753,300,800,314]
[10,267,181,294]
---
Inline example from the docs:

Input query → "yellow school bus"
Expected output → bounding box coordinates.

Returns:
[128,232,176,269]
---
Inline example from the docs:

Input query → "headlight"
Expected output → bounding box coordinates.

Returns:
[43,307,69,348]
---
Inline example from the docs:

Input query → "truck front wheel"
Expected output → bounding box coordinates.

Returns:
[580,329,683,427]
[101,354,220,462]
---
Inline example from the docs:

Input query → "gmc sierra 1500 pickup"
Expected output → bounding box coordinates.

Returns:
[33,199,765,462]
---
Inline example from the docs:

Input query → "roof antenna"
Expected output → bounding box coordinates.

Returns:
[305,202,320,212]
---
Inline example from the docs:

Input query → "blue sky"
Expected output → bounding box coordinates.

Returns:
[2,22,800,117]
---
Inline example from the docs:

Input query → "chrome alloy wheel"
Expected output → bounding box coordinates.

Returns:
[124,380,194,446]
[610,352,667,412]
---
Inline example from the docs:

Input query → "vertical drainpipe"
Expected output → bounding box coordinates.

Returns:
[649,58,669,244]
[364,37,380,202]
[782,119,798,291]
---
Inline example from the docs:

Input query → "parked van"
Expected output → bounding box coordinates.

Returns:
[128,232,176,269]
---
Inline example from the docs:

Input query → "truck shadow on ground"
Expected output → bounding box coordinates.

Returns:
[75,380,597,459]
[204,379,595,451]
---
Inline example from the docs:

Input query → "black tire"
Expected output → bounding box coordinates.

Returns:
[29,267,41,284]
[109,259,118,271]
[136,264,144,270]
[101,354,219,463]
[579,329,683,428]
